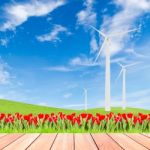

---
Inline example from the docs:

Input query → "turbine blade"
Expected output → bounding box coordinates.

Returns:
[90,25,106,38]
[110,28,138,37]
[118,62,123,68]
[94,38,106,63]
[125,62,141,68]
[115,69,123,82]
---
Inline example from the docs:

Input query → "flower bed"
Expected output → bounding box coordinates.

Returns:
[0,112,149,132]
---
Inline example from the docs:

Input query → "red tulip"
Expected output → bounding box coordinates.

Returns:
[114,115,122,123]
[96,113,105,121]
[66,115,73,121]
[24,115,31,121]
[140,114,147,120]
[44,114,49,120]
[80,113,87,119]
[122,113,127,120]
[0,113,5,120]
[127,113,133,119]
[38,113,44,119]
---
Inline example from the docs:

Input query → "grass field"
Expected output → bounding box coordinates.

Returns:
[0,99,149,114]
[0,99,149,133]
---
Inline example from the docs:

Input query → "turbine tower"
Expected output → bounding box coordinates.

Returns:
[83,88,88,111]
[90,25,138,111]
[117,62,139,110]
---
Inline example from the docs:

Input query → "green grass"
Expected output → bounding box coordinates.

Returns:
[0,99,149,114]
[84,107,150,115]
[0,128,149,133]
[0,99,75,114]
[0,99,149,133]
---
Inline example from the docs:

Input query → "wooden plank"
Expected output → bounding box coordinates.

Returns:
[51,134,74,150]
[27,134,57,150]
[0,134,7,138]
[125,134,150,149]
[142,134,150,138]
[92,134,123,150]
[109,134,148,150]
[3,134,40,150]
[75,134,98,150]
[0,134,23,149]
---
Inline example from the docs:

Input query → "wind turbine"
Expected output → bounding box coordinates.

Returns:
[90,25,138,111]
[117,62,139,110]
[83,88,88,111]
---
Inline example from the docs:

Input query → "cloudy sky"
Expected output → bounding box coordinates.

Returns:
[0,0,150,109]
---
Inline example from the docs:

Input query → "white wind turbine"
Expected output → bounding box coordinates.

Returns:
[83,88,88,111]
[90,25,138,111]
[117,62,139,110]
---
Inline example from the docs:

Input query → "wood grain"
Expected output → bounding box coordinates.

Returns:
[0,134,7,138]
[51,134,74,150]
[3,134,40,150]
[142,134,150,138]
[27,134,57,150]
[92,134,123,150]
[125,133,150,149]
[75,134,98,150]
[0,133,149,150]
[0,134,23,149]
[109,134,148,150]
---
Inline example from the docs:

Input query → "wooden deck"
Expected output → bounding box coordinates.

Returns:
[0,133,149,150]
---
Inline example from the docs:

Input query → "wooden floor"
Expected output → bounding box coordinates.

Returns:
[0,134,149,150]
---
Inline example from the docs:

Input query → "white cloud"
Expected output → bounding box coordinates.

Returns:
[76,0,98,53]
[0,90,30,103]
[45,55,98,72]
[77,0,96,26]
[45,56,98,72]
[38,102,48,106]
[62,104,84,108]
[45,66,73,72]
[112,88,150,109]
[65,83,78,89]
[90,36,99,52]
[63,93,72,99]
[69,55,99,67]
[129,90,150,109]
[37,24,71,42]
[100,0,150,56]
[111,57,127,64]
[0,39,9,47]
[125,48,146,58]
[69,55,128,68]
[0,0,66,31]
[0,59,11,85]
[127,88,150,99]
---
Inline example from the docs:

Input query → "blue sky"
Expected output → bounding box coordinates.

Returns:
[0,0,150,109]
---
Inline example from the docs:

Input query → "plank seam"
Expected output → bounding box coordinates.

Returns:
[73,133,75,150]
[49,133,58,150]
[124,134,149,150]
[90,134,100,150]
[25,134,41,150]
[2,134,25,150]
[141,134,150,139]
[107,134,125,150]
